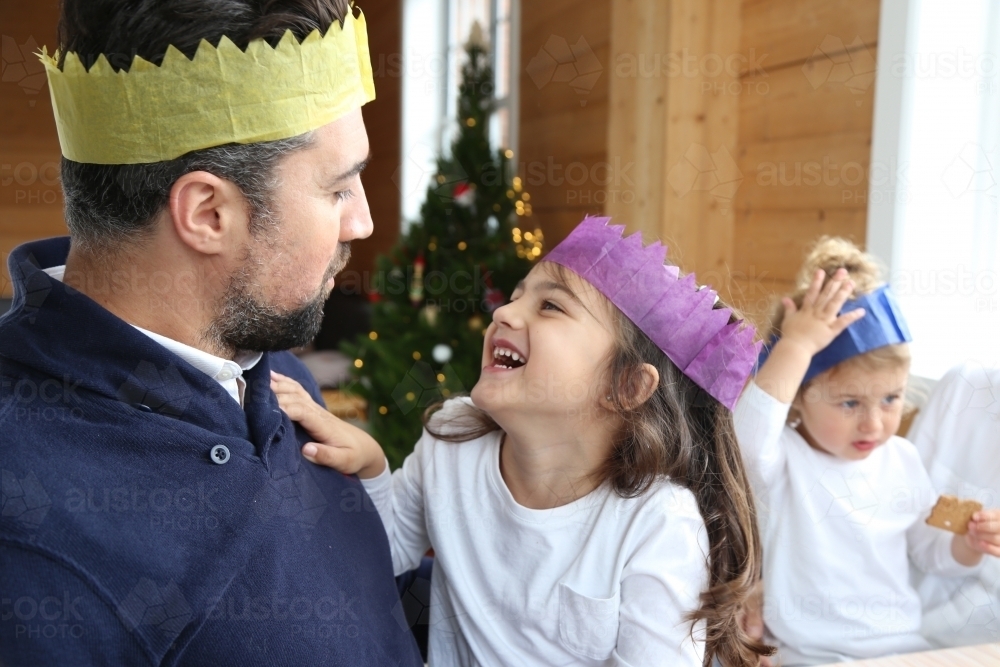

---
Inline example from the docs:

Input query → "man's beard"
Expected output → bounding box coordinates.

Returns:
[206,239,351,354]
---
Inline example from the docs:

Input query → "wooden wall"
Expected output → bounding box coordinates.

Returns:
[518,0,613,247]
[0,0,64,298]
[352,0,403,283]
[520,0,881,330]
[605,0,743,284]
[0,0,401,299]
[732,0,879,325]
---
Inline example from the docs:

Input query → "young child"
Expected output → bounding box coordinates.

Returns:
[271,216,772,666]
[735,237,1000,666]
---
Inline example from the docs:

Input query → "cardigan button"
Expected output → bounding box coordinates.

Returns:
[210,445,231,465]
[132,403,153,412]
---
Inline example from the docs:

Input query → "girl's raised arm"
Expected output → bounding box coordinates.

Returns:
[753,267,864,404]
[734,268,864,488]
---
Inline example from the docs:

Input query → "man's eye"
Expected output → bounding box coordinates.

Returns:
[842,400,859,409]
[336,189,354,202]
[884,394,900,405]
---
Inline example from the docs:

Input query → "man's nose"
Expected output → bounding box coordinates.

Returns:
[341,180,373,241]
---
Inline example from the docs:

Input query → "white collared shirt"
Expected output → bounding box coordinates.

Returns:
[43,265,261,407]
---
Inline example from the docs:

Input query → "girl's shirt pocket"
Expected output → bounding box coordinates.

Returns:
[557,582,620,660]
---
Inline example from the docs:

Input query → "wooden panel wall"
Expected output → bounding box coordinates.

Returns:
[606,0,742,278]
[518,0,613,247]
[0,0,64,298]
[521,0,881,332]
[352,0,402,282]
[732,0,879,326]
[0,0,401,298]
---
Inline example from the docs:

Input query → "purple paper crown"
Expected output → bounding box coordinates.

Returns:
[543,216,761,410]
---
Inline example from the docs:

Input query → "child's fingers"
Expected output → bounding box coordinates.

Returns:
[971,538,1000,558]
[801,269,826,308]
[970,514,1000,539]
[830,308,866,335]
[275,393,309,422]
[301,441,357,473]
[287,397,344,442]
[816,271,853,316]
[270,371,311,398]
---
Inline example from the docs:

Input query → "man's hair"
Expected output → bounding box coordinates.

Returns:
[57,0,351,251]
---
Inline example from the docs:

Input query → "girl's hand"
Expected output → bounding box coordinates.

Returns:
[753,268,866,404]
[271,371,386,479]
[964,509,1000,558]
[778,267,866,357]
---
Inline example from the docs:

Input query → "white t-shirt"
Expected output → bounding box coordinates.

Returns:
[733,382,974,666]
[361,397,709,667]
[907,363,1000,647]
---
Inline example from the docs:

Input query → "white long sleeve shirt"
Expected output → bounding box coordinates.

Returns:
[734,382,973,666]
[907,363,1000,647]
[361,398,709,667]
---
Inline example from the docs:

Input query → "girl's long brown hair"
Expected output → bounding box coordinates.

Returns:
[425,263,773,666]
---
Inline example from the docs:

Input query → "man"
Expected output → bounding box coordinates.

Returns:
[908,363,1000,647]
[0,1,423,664]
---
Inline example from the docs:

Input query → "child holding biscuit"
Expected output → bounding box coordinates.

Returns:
[734,237,1000,666]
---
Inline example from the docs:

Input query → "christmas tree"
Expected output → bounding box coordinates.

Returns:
[342,26,543,468]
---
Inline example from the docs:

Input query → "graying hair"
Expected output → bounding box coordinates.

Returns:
[61,132,315,253]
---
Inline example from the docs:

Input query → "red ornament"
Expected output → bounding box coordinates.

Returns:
[452,182,475,207]
[481,272,505,312]
[483,288,505,313]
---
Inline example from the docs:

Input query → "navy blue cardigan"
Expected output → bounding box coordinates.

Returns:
[0,237,422,666]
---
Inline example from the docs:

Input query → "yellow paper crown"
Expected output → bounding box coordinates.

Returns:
[40,9,376,165]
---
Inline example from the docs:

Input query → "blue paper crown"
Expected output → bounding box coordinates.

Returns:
[757,285,912,382]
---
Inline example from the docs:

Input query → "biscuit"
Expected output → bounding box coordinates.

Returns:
[926,495,982,535]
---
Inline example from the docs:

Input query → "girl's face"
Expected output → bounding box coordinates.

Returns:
[471,262,616,420]
[794,362,908,461]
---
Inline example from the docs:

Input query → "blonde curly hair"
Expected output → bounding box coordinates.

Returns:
[769,236,910,391]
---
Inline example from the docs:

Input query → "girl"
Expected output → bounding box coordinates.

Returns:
[736,237,1000,666]
[273,216,772,666]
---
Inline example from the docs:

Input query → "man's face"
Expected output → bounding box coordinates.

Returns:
[211,109,372,352]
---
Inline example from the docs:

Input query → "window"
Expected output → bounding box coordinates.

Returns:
[399,0,520,228]
[868,0,1000,379]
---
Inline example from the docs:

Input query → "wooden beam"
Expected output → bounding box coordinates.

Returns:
[607,0,742,284]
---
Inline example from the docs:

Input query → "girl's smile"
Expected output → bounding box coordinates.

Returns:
[486,337,527,371]
[472,261,615,418]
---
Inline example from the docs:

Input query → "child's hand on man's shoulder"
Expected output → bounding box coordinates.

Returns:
[271,371,386,479]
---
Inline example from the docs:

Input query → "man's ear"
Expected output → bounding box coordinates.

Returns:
[168,171,248,255]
